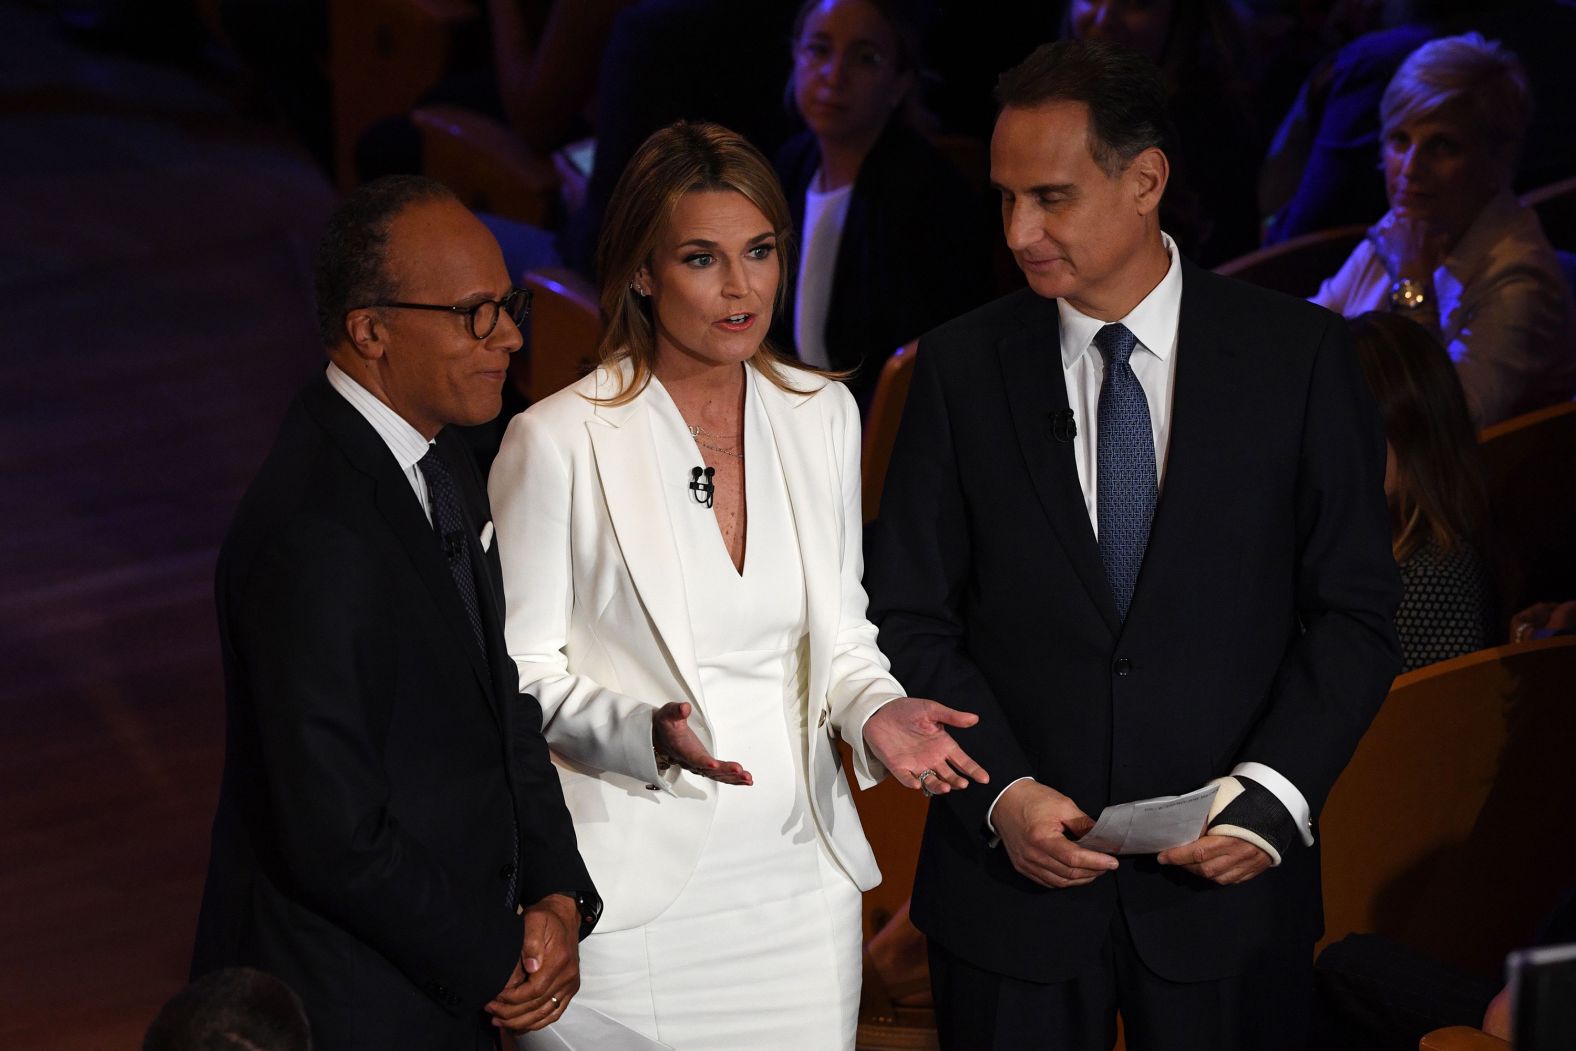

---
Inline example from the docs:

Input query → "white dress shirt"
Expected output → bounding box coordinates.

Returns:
[986,234,1314,850]
[325,362,435,525]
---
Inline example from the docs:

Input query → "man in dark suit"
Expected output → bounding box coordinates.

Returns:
[865,42,1401,1051]
[191,176,600,1049]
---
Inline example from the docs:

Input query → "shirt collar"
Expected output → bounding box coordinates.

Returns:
[324,362,433,470]
[1057,231,1182,370]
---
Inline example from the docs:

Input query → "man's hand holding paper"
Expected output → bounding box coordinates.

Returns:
[1071,783,1220,856]
[992,780,1120,889]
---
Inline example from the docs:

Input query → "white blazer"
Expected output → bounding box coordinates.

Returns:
[488,359,904,932]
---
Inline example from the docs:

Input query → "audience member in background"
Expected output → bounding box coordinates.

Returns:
[1261,0,1576,244]
[354,0,636,183]
[1350,311,1497,673]
[1064,0,1263,265]
[144,968,310,1051]
[771,0,991,408]
[1511,599,1576,642]
[488,121,985,1050]
[1312,33,1576,427]
[487,0,637,158]
[1314,888,1576,1049]
[557,0,803,277]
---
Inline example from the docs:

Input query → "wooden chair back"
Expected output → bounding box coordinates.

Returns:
[518,267,601,403]
[411,105,560,226]
[1214,224,1368,298]
[1317,637,1576,977]
[861,341,919,524]
[1478,401,1576,610]
[328,0,478,190]
[1522,174,1576,251]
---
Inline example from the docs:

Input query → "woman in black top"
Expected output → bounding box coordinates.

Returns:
[772,0,992,410]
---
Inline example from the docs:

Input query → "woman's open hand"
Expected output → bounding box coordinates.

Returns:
[653,702,753,785]
[862,698,989,795]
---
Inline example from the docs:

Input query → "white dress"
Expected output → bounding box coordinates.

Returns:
[559,369,862,1049]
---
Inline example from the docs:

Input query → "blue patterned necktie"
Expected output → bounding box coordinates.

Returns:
[1094,322,1157,622]
[416,447,486,655]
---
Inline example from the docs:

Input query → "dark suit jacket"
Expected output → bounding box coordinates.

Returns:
[772,120,992,408]
[866,263,1401,985]
[192,376,597,1050]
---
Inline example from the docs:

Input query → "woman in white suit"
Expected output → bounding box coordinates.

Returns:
[487,121,987,1050]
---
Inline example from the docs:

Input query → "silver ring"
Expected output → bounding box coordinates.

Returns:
[550,995,560,1006]
[918,768,938,796]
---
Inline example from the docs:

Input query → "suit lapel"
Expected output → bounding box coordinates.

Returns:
[304,380,501,719]
[585,385,708,711]
[756,373,836,716]
[1126,264,1237,628]
[997,302,1122,636]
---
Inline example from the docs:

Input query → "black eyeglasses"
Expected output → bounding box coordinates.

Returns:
[359,287,532,339]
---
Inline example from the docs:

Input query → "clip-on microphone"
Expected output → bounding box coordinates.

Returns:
[689,466,716,508]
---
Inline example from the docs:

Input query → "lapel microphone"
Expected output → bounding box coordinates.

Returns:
[1051,408,1077,444]
[689,466,716,508]
[442,531,465,562]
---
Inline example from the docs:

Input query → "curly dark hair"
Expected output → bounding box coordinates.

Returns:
[313,174,457,348]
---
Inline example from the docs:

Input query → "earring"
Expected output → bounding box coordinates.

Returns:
[630,281,649,298]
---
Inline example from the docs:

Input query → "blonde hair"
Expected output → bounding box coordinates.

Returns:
[1380,33,1531,179]
[592,121,828,404]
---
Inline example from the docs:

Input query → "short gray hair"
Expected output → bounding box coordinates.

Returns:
[1380,33,1531,176]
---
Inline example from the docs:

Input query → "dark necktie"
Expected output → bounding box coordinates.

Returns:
[416,446,486,655]
[417,446,518,907]
[1094,322,1157,622]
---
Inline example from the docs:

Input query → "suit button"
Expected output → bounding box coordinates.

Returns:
[1114,657,1132,676]
[645,783,659,791]
[499,863,516,881]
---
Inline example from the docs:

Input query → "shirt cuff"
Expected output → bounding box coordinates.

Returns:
[983,775,1036,844]
[1231,761,1314,846]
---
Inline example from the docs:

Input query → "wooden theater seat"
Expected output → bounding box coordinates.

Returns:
[411,105,560,226]
[1477,400,1576,611]
[1317,636,1576,978]
[518,266,601,403]
[1214,224,1368,298]
[861,341,918,523]
[1420,1026,1510,1050]
[328,0,479,189]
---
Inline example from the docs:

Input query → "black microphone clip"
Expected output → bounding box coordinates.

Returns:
[689,466,716,508]
[442,530,465,562]
[1051,408,1077,444]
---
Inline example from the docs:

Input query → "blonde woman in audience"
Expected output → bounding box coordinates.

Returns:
[1350,311,1498,672]
[1312,32,1576,426]
[487,121,987,1050]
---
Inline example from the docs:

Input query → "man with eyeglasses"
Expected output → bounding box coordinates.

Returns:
[191,175,599,1050]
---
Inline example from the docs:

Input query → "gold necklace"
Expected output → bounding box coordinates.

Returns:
[687,425,743,460]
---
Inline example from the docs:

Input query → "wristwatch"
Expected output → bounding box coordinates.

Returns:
[549,888,602,934]
[1389,277,1430,312]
